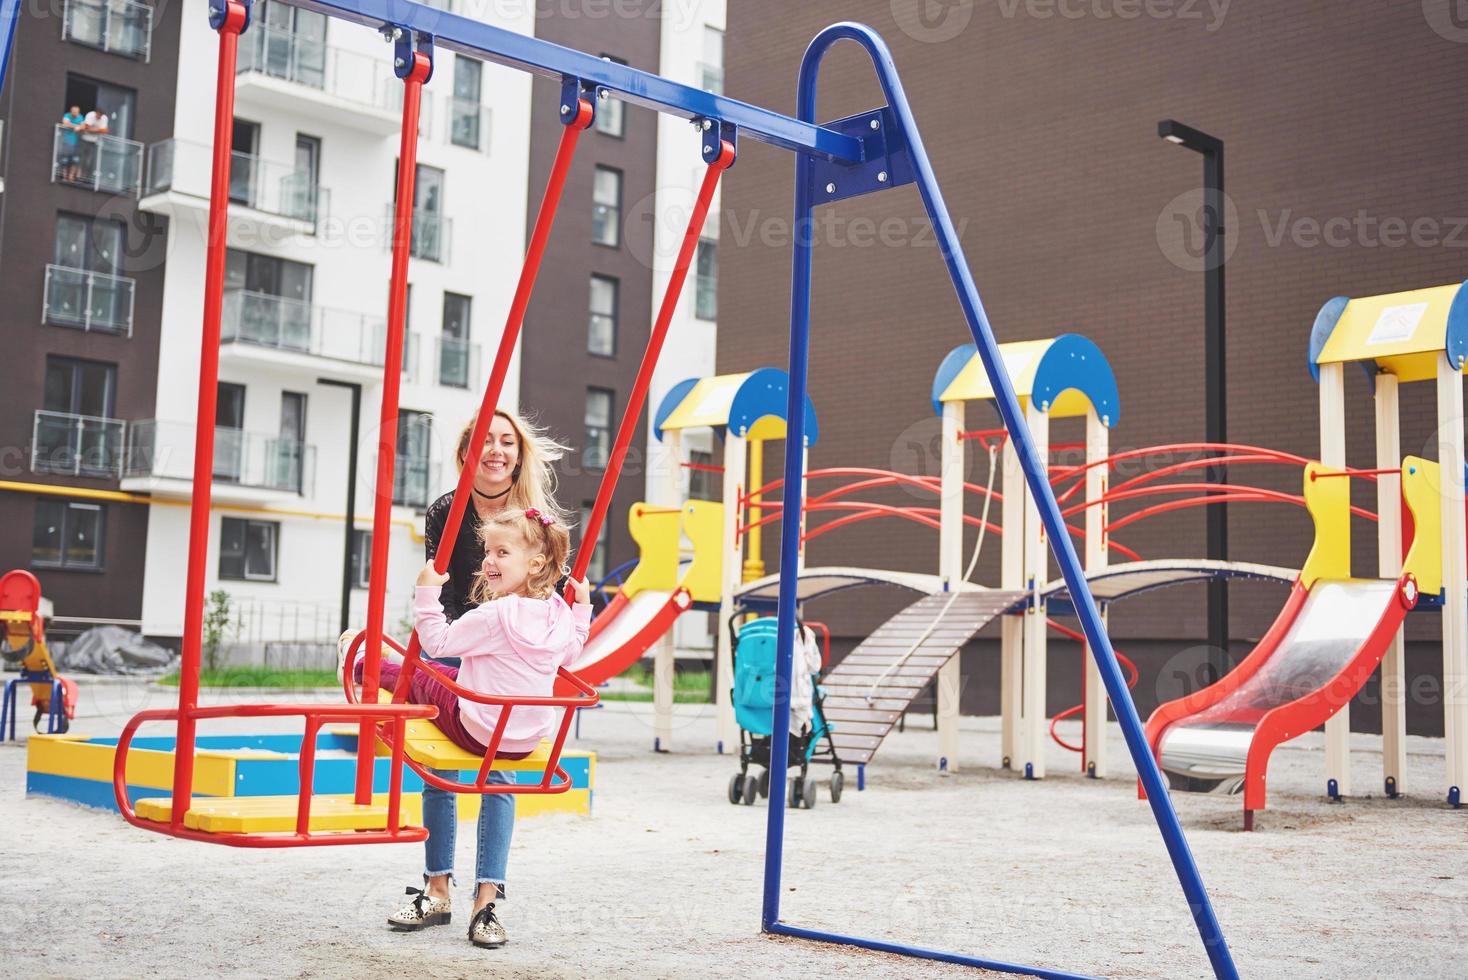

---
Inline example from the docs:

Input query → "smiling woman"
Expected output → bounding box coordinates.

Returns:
[422,409,570,625]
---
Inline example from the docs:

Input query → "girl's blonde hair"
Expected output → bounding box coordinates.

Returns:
[456,409,570,525]
[469,509,572,602]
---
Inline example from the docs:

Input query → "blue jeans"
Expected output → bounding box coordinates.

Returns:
[423,768,515,897]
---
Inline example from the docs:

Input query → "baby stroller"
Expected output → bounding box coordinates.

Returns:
[726,616,843,809]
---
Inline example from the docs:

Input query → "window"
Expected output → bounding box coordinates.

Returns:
[251,0,327,88]
[57,75,141,194]
[701,27,724,95]
[350,528,371,589]
[213,381,246,482]
[224,249,314,351]
[62,0,153,60]
[688,449,718,501]
[394,163,448,262]
[36,356,120,476]
[395,409,433,508]
[584,388,613,470]
[33,500,105,570]
[64,73,136,139]
[219,517,278,581]
[695,239,717,320]
[450,56,485,150]
[229,119,260,207]
[592,166,621,247]
[580,502,609,583]
[595,54,626,137]
[47,212,131,334]
[276,391,307,492]
[588,275,618,355]
[289,133,323,223]
[440,293,472,388]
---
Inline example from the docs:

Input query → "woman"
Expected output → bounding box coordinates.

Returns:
[424,408,570,625]
[338,408,569,678]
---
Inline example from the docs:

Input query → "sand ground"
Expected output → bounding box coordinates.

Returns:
[0,677,1463,979]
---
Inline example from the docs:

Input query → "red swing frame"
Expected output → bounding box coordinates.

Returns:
[113,0,734,846]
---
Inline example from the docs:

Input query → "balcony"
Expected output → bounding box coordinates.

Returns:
[51,124,143,196]
[435,335,479,389]
[62,0,152,60]
[140,138,327,239]
[43,264,135,335]
[383,207,452,264]
[235,26,402,135]
[219,289,418,382]
[31,410,126,478]
[123,419,316,504]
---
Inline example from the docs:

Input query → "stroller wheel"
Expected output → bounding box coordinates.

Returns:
[743,774,758,806]
[728,773,745,805]
[801,775,818,809]
[830,770,844,803]
[757,769,770,799]
[787,778,800,809]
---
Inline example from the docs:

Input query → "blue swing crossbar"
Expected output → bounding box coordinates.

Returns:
[0,1,1237,974]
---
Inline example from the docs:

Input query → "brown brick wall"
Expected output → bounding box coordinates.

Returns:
[720,1,1468,733]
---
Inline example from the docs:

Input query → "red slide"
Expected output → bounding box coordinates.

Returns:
[555,588,693,691]
[1144,573,1418,827]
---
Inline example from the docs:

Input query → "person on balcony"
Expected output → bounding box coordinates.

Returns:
[57,105,84,182]
[79,107,110,180]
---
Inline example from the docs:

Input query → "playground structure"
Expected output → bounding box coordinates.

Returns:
[2,2,1243,973]
[1,570,76,739]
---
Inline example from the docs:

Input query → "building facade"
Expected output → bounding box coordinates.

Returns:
[0,0,182,634]
[718,1,1468,733]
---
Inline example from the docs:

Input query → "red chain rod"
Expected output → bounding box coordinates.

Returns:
[681,461,725,473]
[1310,467,1401,480]
[356,49,435,806]
[166,1,246,825]
[569,139,737,593]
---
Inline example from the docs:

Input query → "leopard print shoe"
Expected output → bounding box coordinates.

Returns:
[387,887,452,931]
[468,904,507,948]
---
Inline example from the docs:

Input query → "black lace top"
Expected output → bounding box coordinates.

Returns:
[422,490,484,623]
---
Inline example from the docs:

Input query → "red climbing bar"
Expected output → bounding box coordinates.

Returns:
[356,49,434,806]
[571,139,737,586]
[167,1,247,827]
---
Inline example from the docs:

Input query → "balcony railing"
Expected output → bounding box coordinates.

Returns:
[145,138,327,227]
[383,206,452,263]
[32,410,126,478]
[436,335,479,389]
[448,99,491,152]
[237,25,393,113]
[62,0,152,60]
[126,419,316,496]
[221,290,416,373]
[52,124,143,196]
[43,264,135,335]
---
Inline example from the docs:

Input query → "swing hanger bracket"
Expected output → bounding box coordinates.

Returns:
[806,105,913,204]
[391,27,435,83]
[559,76,598,129]
[208,0,251,33]
[696,118,738,169]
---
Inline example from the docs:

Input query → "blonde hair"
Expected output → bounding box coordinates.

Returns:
[468,509,571,602]
[456,408,570,525]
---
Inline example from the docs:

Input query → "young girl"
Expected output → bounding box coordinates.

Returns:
[369,508,591,949]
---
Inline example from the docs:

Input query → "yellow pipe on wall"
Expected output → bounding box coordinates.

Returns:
[743,438,765,582]
[0,480,425,543]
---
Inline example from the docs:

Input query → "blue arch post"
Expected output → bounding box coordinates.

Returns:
[761,23,1238,980]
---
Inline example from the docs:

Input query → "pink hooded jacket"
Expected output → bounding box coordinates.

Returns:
[415,586,592,753]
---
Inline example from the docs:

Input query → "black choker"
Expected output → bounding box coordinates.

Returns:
[473,485,513,501]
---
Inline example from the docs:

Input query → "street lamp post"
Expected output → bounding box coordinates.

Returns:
[318,378,363,636]
[1159,118,1228,682]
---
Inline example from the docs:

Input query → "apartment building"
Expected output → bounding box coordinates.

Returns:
[0,0,182,629]
[129,0,535,644]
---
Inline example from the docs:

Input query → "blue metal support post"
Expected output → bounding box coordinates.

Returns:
[761,22,1238,980]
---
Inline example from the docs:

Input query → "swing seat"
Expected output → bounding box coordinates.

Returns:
[134,794,413,834]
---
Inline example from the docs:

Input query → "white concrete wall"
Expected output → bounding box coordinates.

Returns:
[140,0,535,643]
[648,0,724,657]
